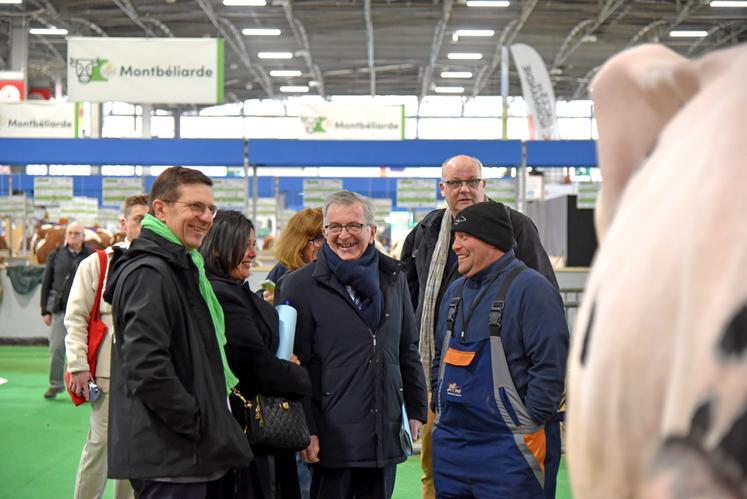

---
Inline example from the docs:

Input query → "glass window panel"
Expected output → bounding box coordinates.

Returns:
[26,164,48,175]
[558,117,594,140]
[244,99,287,116]
[507,97,528,117]
[507,117,529,140]
[150,116,175,138]
[556,100,593,117]
[463,97,502,117]
[180,116,244,138]
[245,116,302,138]
[404,118,418,139]
[49,165,92,176]
[418,117,502,139]
[109,102,136,115]
[101,165,136,176]
[102,115,139,137]
[418,96,464,117]
[199,103,243,116]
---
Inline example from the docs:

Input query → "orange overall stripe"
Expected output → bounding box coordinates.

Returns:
[444,348,476,366]
[523,428,546,472]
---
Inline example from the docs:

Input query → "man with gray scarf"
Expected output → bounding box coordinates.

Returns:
[400,154,558,499]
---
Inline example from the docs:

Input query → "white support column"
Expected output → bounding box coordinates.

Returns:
[10,17,29,99]
[141,104,152,138]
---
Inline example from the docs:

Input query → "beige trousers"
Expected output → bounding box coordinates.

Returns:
[73,377,134,499]
[420,396,436,499]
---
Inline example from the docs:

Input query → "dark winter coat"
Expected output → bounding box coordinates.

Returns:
[103,229,253,480]
[209,273,311,499]
[40,244,93,314]
[278,247,428,469]
[401,204,558,331]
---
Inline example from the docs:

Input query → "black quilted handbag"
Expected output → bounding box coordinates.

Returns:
[231,388,310,451]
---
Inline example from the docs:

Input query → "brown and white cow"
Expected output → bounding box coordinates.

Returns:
[567,44,747,498]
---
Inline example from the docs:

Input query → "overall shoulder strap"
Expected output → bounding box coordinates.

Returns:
[488,264,526,338]
[446,296,461,335]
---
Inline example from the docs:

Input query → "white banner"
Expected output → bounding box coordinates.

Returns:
[293,103,404,140]
[67,37,224,104]
[34,177,73,205]
[577,182,601,209]
[372,198,392,225]
[303,179,342,208]
[58,197,99,225]
[486,178,516,209]
[397,179,436,209]
[0,195,33,218]
[510,43,558,140]
[213,178,247,210]
[0,102,77,138]
[102,177,143,207]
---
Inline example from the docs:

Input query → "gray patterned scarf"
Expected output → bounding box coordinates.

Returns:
[419,208,451,390]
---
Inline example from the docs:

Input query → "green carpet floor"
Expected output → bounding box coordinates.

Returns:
[0,346,572,498]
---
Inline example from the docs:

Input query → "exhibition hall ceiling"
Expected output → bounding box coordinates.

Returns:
[2,0,746,103]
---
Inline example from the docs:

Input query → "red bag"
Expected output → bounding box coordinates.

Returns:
[66,250,108,406]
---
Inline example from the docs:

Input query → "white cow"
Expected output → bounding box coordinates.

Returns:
[567,43,747,498]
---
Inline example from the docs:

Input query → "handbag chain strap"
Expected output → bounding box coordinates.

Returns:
[231,388,264,428]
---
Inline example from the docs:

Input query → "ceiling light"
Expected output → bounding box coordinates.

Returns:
[669,30,708,37]
[29,27,68,35]
[258,52,294,59]
[710,0,747,6]
[308,80,319,87]
[280,85,309,93]
[434,86,464,94]
[0,0,23,4]
[441,71,473,78]
[242,28,281,36]
[466,0,510,7]
[223,0,266,6]
[454,29,495,37]
[270,70,303,77]
[447,53,483,60]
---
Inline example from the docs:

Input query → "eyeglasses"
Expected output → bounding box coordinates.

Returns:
[308,235,325,247]
[442,178,483,190]
[324,223,371,235]
[165,200,218,219]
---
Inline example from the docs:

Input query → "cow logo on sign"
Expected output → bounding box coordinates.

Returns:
[300,116,327,134]
[70,58,113,84]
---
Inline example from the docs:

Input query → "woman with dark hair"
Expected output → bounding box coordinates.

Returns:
[202,210,311,499]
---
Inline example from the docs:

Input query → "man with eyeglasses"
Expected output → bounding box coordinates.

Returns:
[103,167,252,499]
[278,190,428,499]
[400,154,558,499]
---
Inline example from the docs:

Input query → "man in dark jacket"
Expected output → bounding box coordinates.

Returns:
[103,167,252,499]
[400,154,558,499]
[278,190,428,499]
[40,221,92,399]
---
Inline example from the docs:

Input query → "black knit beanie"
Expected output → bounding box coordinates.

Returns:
[451,201,513,252]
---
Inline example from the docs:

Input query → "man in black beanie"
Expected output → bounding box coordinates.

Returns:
[430,201,569,499]
[400,155,557,499]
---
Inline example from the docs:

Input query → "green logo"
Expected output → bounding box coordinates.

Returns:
[301,116,327,134]
[70,58,113,84]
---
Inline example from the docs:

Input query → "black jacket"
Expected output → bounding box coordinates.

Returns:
[103,229,253,480]
[278,248,428,468]
[210,273,311,499]
[401,204,558,331]
[40,244,93,314]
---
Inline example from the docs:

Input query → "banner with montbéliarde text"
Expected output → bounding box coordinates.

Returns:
[0,102,77,138]
[67,37,224,104]
[291,102,404,140]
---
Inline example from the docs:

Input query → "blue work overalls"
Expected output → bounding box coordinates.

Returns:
[432,261,561,499]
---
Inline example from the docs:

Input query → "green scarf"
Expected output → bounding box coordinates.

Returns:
[141,213,239,394]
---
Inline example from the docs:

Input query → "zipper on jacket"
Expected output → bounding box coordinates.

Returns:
[372,330,383,465]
